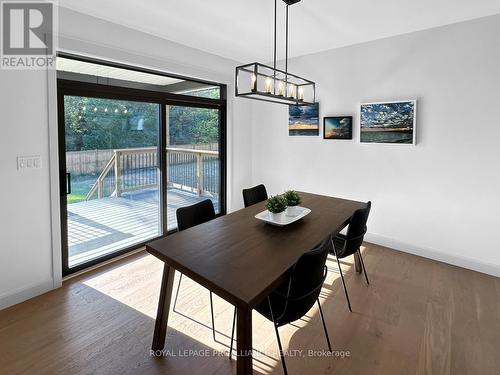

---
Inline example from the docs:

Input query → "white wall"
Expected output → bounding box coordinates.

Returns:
[2,9,498,311]
[0,7,252,309]
[251,15,500,276]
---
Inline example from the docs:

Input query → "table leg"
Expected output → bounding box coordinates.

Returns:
[354,252,362,273]
[152,263,176,350]
[236,305,253,375]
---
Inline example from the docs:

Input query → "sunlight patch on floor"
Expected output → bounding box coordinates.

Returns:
[80,250,360,373]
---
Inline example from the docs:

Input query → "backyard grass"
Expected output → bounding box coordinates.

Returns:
[68,194,87,204]
[67,173,98,204]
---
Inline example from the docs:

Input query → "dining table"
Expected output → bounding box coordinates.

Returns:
[146,191,366,374]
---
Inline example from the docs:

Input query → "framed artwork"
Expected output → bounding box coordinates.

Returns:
[360,100,417,144]
[323,116,353,140]
[289,103,319,136]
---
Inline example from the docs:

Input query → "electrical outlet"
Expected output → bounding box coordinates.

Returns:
[17,155,41,170]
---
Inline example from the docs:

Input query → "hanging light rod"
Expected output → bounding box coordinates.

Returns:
[235,0,316,106]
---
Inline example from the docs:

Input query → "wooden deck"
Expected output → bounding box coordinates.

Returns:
[68,188,217,268]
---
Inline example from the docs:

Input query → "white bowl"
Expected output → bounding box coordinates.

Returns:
[286,206,302,217]
[268,211,286,222]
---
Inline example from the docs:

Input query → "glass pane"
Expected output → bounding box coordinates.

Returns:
[64,96,161,268]
[57,57,220,99]
[166,105,220,231]
[176,86,220,99]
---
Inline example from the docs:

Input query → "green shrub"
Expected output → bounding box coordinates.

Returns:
[265,195,288,214]
[283,190,301,206]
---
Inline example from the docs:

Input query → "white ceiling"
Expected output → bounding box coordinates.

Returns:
[60,0,500,62]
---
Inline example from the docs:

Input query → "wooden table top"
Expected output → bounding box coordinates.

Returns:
[146,192,365,308]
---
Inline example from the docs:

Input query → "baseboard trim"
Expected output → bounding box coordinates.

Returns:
[0,278,54,311]
[365,233,500,278]
[1,247,147,311]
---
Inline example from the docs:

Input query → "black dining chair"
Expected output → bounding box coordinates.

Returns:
[330,201,371,312]
[173,199,227,343]
[242,184,268,207]
[230,236,333,375]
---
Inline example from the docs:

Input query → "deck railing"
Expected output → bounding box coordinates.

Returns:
[85,147,219,201]
[166,148,219,195]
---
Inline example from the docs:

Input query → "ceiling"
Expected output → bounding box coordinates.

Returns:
[60,0,500,62]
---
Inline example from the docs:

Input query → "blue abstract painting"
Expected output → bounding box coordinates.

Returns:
[360,101,416,144]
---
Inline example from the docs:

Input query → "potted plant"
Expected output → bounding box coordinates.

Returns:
[283,190,302,216]
[265,195,288,222]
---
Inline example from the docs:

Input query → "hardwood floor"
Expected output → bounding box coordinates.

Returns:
[1,243,499,375]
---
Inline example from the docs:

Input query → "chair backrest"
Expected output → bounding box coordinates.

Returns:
[276,236,331,324]
[344,201,371,255]
[242,184,268,207]
[176,199,216,232]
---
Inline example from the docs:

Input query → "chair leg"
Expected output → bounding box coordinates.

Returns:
[331,239,352,312]
[172,273,183,312]
[209,291,216,342]
[173,275,225,345]
[274,324,288,375]
[358,250,370,285]
[228,307,237,360]
[317,299,332,352]
[268,297,288,375]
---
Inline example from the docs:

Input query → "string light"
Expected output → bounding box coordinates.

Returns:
[85,106,130,114]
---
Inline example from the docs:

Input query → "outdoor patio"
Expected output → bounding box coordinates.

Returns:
[67,188,218,267]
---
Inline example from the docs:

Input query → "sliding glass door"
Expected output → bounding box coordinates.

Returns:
[60,94,163,273]
[166,105,222,231]
[57,54,226,275]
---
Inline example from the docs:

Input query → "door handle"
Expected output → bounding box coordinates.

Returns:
[66,172,71,195]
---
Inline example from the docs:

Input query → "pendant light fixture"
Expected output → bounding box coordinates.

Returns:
[235,0,315,105]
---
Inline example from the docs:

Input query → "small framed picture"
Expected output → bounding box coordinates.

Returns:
[323,116,353,140]
[360,100,417,144]
[289,103,319,136]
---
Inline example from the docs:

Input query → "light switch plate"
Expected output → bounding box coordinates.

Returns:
[17,155,41,170]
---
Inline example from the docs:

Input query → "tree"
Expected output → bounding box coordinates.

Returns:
[64,95,219,152]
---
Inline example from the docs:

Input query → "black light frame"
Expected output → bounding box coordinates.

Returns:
[235,62,316,105]
[235,0,316,106]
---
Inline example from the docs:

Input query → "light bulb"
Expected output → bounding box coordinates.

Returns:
[78,115,82,120]
[93,107,97,112]
[104,108,108,112]
[82,106,86,111]
[288,84,295,98]
[298,87,304,101]
[265,78,272,93]
[278,81,284,96]
[124,109,128,114]
[114,108,118,113]
[250,74,257,91]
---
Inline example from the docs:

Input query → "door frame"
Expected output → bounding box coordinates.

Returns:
[57,79,227,276]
